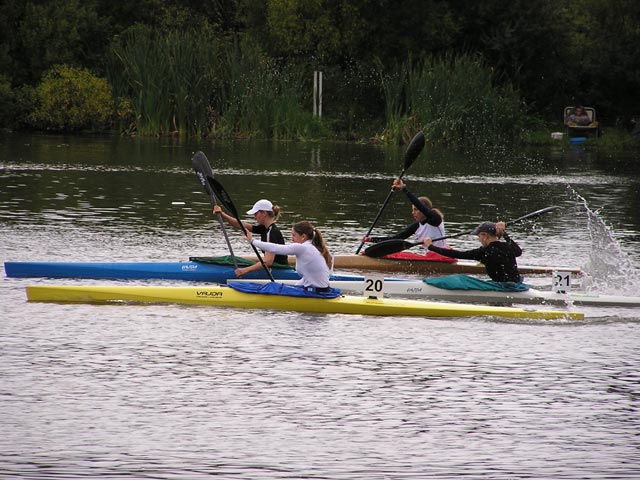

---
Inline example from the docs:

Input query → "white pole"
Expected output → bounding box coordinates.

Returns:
[313,71,318,117]
[318,71,323,118]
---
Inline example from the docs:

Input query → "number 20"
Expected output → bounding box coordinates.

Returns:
[365,278,383,293]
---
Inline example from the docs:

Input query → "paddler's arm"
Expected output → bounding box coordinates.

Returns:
[423,237,484,261]
[234,230,275,277]
[393,179,442,226]
[213,205,252,232]
[234,252,276,277]
[496,221,522,257]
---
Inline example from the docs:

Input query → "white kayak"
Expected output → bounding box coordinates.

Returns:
[232,278,640,307]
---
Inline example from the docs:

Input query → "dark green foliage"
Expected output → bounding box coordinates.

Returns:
[0,0,638,141]
[27,65,114,132]
[6,0,110,84]
[562,0,640,125]
[448,0,571,113]
[0,75,17,128]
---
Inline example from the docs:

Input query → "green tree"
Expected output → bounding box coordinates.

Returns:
[28,65,114,132]
[563,0,640,124]
[0,1,30,84]
[239,0,458,66]
[238,0,364,64]
[447,0,571,116]
[1,0,639,137]
[16,0,110,84]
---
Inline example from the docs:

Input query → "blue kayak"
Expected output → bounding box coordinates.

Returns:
[3,259,361,283]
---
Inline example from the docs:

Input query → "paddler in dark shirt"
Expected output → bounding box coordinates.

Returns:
[362,179,448,249]
[423,221,522,283]
[213,199,288,276]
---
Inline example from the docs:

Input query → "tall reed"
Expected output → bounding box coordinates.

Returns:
[376,58,410,143]
[107,27,322,139]
[107,25,226,136]
[216,38,321,140]
[379,54,526,146]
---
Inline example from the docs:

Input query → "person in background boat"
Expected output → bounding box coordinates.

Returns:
[244,220,332,291]
[423,221,523,283]
[566,106,592,126]
[362,179,450,259]
[213,199,287,277]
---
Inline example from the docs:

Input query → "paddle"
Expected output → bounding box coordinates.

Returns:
[192,151,239,269]
[354,131,426,254]
[206,175,276,282]
[364,206,561,258]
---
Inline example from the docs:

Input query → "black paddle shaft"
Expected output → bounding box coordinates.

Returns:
[354,131,426,254]
[364,206,561,258]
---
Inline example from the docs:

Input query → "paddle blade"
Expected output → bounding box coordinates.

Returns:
[192,151,214,176]
[364,239,417,258]
[192,151,215,197]
[209,177,239,218]
[402,131,425,171]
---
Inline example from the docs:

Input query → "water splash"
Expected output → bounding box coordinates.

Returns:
[568,186,640,295]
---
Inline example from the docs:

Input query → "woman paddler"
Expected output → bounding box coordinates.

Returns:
[424,221,523,283]
[244,220,332,291]
[362,179,451,260]
[214,198,287,277]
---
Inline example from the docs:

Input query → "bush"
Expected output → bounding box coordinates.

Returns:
[28,65,115,132]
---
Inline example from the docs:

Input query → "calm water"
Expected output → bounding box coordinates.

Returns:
[1,133,640,479]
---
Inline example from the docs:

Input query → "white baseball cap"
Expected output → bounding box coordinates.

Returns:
[246,199,273,215]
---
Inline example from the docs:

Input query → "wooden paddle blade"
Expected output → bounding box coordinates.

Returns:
[364,239,417,258]
[403,131,425,170]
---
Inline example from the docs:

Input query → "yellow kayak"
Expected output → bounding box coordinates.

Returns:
[25,284,584,320]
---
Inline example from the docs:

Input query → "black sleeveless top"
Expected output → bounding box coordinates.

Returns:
[253,223,288,266]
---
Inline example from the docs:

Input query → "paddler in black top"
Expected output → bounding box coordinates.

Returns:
[213,198,288,277]
[423,221,523,283]
[362,179,448,248]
